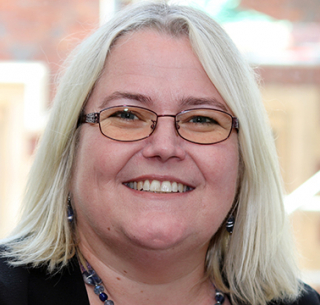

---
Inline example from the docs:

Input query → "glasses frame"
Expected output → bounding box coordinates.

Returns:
[78,105,239,145]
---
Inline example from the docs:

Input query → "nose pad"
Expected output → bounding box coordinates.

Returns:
[150,120,156,131]
[142,117,186,161]
[175,121,181,131]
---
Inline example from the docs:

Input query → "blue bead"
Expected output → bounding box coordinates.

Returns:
[215,291,225,303]
[82,271,95,285]
[226,216,235,233]
[67,204,74,222]
[105,301,114,305]
[91,272,102,285]
[94,285,104,295]
[82,269,102,286]
[99,292,108,301]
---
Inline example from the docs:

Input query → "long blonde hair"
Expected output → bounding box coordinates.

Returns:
[1,3,300,304]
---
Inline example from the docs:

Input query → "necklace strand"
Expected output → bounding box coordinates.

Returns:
[80,261,225,304]
[81,261,114,305]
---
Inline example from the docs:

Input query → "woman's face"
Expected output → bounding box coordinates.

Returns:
[71,30,239,254]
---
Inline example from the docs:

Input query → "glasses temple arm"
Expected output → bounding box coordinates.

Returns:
[77,112,100,128]
[232,117,239,130]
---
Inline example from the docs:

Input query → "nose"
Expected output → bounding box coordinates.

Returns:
[142,116,186,162]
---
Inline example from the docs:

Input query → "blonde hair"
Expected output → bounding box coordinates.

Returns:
[1,2,300,304]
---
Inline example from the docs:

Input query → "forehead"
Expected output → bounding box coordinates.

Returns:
[86,30,229,113]
[103,30,201,82]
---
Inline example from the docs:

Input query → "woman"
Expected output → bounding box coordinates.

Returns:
[0,2,319,305]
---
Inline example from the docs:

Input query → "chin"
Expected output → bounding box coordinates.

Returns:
[123,215,190,251]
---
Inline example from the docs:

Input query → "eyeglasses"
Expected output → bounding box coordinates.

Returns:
[78,105,239,145]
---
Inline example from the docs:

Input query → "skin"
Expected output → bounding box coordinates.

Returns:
[71,30,238,305]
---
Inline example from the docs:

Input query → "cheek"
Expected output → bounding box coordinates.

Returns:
[196,140,240,217]
[72,131,126,182]
[70,129,144,210]
[71,132,113,203]
[70,134,121,230]
[202,143,239,186]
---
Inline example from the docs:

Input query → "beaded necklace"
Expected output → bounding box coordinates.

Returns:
[81,262,114,305]
[80,261,225,305]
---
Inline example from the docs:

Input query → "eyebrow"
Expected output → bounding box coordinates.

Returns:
[179,96,229,112]
[99,91,229,112]
[99,91,152,109]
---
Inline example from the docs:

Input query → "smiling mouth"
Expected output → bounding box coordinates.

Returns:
[123,179,194,193]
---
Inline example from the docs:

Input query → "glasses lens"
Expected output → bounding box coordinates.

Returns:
[99,106,156,141]
[176,109,233,144]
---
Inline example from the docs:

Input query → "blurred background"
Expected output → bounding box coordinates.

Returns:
[0,0,319,292]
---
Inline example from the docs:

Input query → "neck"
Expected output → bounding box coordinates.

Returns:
[79,239,214,305]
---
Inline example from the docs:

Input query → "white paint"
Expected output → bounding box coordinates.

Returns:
[99,0,118,25]
[0,61,49,132]
[301,269,320,286]
[285,171,320,213]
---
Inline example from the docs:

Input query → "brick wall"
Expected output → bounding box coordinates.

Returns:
[0,0,99,99]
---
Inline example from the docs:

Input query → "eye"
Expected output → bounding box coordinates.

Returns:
[188,116,217,124]
[111,110,139,120]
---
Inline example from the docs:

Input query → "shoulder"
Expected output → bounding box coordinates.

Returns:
[272,283,320,305]
[27,255,89,305]
[0,250,29,305]
[293,284,320,305]
[0,246,89,305]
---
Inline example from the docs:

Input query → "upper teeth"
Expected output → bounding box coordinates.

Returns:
[124,180,192,193]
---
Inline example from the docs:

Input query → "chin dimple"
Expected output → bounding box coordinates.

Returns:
[123,179,194,193]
